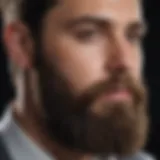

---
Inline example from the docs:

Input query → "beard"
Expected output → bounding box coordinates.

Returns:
[36,59,149,158]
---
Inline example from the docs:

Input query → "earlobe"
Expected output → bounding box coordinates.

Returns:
[3,22,34,70]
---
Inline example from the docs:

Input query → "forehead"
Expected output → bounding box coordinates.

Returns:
[50,0,142,24]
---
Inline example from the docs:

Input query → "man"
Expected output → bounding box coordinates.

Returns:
[0,0,156,159]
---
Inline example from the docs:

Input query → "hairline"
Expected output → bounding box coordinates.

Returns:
[1,0,59,26]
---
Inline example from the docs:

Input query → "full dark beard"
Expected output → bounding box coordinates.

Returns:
[37,60,149,157]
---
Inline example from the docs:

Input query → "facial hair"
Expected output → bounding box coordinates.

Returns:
[36,58,149,158]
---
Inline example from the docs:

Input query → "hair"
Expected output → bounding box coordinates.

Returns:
[1,0,58,34]
[0,0,58,83]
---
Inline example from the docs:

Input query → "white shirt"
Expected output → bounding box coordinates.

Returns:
[0,107,53,160]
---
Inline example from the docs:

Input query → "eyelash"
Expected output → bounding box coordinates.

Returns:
[73,28,145,44]
[75,28,100,41]
[127,33,144,43]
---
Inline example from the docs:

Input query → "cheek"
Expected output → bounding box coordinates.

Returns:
[42,35,107,95]
[130,47,143,81]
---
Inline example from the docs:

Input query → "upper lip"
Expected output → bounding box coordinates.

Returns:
[104,87,130,95]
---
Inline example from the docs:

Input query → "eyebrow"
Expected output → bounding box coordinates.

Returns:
[63,15,147,33]
[64,16,112,29]
[127,21,147,33]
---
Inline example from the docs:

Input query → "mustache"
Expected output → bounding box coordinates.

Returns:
[75,72,146,112]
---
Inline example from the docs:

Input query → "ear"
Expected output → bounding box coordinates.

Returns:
[3,22,34,69]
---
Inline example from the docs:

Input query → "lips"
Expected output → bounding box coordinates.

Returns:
[100,88,132,102]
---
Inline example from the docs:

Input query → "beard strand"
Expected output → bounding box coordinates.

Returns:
[37,61,149,157]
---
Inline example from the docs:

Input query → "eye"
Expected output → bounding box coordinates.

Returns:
[127,32,145,44]
[73,27,101,42]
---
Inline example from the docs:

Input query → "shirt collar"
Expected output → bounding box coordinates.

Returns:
[0,106,54,160]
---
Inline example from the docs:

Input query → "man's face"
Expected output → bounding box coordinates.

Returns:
[36,0,148,156]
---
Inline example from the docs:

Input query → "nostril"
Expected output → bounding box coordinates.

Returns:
[106,57,128,74]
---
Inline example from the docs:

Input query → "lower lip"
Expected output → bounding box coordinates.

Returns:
[101,90,131,102]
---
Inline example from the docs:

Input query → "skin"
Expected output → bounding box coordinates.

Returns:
[4,0,148,160]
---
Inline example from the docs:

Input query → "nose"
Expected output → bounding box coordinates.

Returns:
[106,33,132,74]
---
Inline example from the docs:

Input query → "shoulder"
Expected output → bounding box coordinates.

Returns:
[0,106,13,160]
[0,135,12,160]
[137,152,156,160]
[123,151,157,160]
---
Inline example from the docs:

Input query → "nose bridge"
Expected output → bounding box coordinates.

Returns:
[106,30,130,71]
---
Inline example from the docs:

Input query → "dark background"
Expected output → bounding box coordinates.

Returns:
[0,0,159,159]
